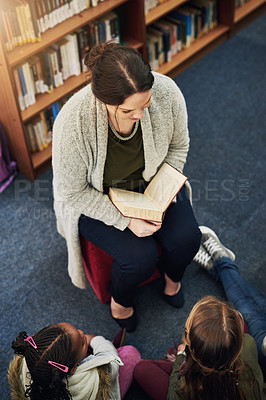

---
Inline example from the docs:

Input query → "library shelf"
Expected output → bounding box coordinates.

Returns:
[145,0,188,25]
[21,74,88,123]
[32,143,52,170]
[7,0,128,67]
[0,0,264,180]
[157,24,229,78]
[234,0,265,24]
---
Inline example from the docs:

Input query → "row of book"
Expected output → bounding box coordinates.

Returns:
[25,91,80,152]
[1,0,106,52]
[144,0,169,15]
[25,109,54,153]
[13,12,120,111]
[147,0,218,70]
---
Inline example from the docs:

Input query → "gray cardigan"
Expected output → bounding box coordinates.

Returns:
[52,72,190,289]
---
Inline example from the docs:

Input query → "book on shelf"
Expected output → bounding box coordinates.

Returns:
[109,163,188,222]
[147,27,164,71]
[161,19,179,57]
[169,8,192,48]
[164,16,184,52]
[144,0,159,15]
[13,68,25,112]
[25,115,51,153]
[0,0,104,52]
[151,21,172,63]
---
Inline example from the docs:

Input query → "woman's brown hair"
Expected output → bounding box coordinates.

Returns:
[181,296,246,400]
[84,41,154,106]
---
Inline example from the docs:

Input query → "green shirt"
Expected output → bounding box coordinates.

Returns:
[103,122,145,192]
[167,334,266,400]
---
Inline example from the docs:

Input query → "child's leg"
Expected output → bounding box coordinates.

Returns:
[133,359,173,400]
[117,346,141,399]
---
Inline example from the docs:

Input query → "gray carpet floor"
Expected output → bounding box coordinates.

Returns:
[0,12,265,399]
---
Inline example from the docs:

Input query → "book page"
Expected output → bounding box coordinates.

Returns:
[109,188,160,211]
[144,163,187,210]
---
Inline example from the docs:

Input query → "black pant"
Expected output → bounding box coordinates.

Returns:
[79,186,201,307]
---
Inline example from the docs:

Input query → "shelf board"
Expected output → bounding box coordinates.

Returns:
[157,24,229,76]
[7,0,128,67]
[21,73,87,123]
[145,0,188,26]
[32,143,52,169]
[122,37,143,49]
[234,0,265,23]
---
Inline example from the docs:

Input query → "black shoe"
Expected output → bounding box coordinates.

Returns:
[164,285,184,308]
[111,311,137,332]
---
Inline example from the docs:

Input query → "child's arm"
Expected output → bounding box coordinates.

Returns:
[90,336,118,357]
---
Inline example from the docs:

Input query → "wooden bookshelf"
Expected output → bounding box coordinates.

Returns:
[21,74,88,123]
[157,25,229,78]
[145,0,188,25]
[7,0,128,67]
[0,0,264,180]
[234,0,265,23]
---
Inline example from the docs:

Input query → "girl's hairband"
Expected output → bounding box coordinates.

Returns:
[24,336,69,373]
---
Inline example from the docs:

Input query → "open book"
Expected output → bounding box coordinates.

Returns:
[109,163,188,222]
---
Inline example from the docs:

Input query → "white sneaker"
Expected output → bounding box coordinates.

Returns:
[193,244,213,270]
[200,226,235,262]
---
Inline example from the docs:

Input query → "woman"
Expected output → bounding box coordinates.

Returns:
[134,296,266,399]
[52,41,201,331]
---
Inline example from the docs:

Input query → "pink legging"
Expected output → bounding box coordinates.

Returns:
[117,345,141,399]
[133,359,173,400]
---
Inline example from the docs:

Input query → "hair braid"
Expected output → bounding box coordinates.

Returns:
[12,325,79,400]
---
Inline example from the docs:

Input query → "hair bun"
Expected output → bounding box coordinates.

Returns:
[12,331,28,356]
[84,41,120,73]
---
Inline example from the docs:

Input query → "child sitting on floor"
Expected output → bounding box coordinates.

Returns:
[8,323,140,400]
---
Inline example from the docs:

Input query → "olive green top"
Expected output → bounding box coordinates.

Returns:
[103,121,145,191]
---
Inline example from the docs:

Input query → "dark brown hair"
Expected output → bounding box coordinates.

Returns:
[84,41,154,105]
[12,325,79,400]
[181,296,247,400]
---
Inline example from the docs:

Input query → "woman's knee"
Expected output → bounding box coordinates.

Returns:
[164,223,201,257]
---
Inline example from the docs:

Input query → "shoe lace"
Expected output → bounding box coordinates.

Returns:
[194,248,211,267]
[204,237,222,256]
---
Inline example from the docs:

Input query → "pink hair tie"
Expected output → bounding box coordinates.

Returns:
[24,336,37,349]
[48,361,69,373]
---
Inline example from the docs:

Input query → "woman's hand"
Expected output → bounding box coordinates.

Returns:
[128,218,162,237]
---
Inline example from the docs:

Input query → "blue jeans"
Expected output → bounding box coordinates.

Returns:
[79,186,201,307]
[210,257,266,380]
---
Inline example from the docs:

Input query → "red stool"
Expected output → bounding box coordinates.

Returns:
[80,234,161,303]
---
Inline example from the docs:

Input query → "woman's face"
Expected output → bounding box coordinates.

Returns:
[107,90,152,122]
[57,322,89,364]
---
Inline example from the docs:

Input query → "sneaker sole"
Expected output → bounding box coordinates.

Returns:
[199,226,236,261]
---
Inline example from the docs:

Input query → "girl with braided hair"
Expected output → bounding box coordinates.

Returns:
[134,296,266,400]
[8,323,140,400]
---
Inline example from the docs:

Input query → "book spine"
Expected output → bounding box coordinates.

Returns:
[13,68,26,111]
[18,65,30,108]
[28,0,41,41]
